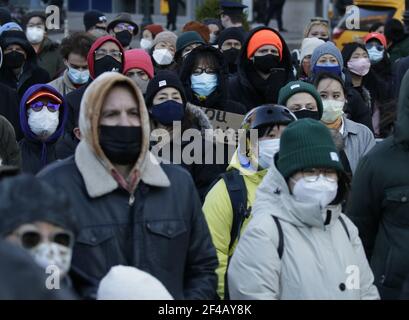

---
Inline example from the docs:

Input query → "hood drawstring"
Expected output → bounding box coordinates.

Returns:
[40,142,48,167]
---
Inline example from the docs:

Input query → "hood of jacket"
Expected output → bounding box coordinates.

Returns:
[19,83,67,144]
[179,45,229,106]
[76,72,170,198]
[252,157,343,229]
[394,67,409,145]
[0,30,37,66]
[236,26,293,89]
[87,35,125,80]
[185,102,212,132]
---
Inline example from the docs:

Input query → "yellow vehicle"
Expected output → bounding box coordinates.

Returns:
[332,0,404,49]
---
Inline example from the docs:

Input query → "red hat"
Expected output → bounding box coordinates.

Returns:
[364,32,387,48]
[144,24,164,38]
[26,90,62,105]
[87,35,125,79]
[247,29,283,60]
[124,49,154,79]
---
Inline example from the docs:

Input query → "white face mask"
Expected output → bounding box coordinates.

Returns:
[209,33,217,44]
[321,99,345,124]
[292,174,338,209]
[258,138,280,169]
[30,242,72,276]
[140,38,153,51]
[26,26,45,44]
[28,108,59,139]
[152,48,174,66]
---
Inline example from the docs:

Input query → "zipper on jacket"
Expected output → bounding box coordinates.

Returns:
[129,193,135,206]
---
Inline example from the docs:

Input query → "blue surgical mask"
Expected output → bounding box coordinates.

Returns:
[67,67,89,85]
[367,47,384,64]
[313,63,342,77]
[191,73,218,97]
[150,100,185,126]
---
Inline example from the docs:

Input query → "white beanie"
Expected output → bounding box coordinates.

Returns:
[300,37,325,62]
[97,265,174,300]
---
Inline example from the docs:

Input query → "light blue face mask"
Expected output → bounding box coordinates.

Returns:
[67,67,90,85]
[367,47,384,64]
[190,73,218,97]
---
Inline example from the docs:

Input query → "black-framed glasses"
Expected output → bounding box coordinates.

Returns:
[29,101,60,113]
[16,229,74,249]
[95,49,123,60]
[301,168,338,182]
[192,67,217,76]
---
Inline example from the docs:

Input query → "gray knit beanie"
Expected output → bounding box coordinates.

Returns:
[310,41,344,72]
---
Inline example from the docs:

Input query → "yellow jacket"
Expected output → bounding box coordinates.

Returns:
[203,151,267,299]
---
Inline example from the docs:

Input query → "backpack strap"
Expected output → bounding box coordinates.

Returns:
[338,215,351,240]
[222,169,249,252]
[272,216,284,259]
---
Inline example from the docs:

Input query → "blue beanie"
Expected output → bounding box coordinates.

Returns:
[0,22,22,35]
[310,41,344,72]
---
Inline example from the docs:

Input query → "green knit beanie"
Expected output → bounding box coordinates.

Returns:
[277,81,323,119]
[277,118,344,179]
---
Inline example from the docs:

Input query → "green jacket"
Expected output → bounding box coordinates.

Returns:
[347,68,409,299]
[203,151,267,299]
[36,37,64,80]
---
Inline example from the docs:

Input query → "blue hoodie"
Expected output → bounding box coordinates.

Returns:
[19,84,68,174]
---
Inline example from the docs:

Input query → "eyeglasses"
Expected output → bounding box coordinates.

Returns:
[192,67,217,76]
[29,101,60,113]
[365,43,384,51]
[16,228,74,249]
[114,23,135,33]
[95,49,123,60]
[300,168,338,182]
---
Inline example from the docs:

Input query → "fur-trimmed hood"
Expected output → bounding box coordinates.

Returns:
[75,72,170,198]
[186,102,212,133]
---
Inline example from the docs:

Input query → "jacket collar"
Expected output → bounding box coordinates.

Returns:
[75,140,170,198]
[342,117,359,137]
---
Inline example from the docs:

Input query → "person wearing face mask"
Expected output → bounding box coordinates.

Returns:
[48,32,95,96]
[297,37,324,81]
[179,45,246,115]
[38,72,218,300]
[303,17,331,42]
[0,21,23,35]
[203,104,296,299]
[217,27,245,76]
[0,30,50,100]
[0,115,21,168]
[124,49,154,96]
[23,11,64,79]
[174,31,205,66]
[278,80,323,121]
[19,84,67,174]
[0,174,78,294]
[342,43,375,131]
[146,70,223,200]
[363,33,395,138]
[314,72,375,174]
[150,31,178,73]
[140,24,164,52]
[107,13,139,50]
[228,27,294,111]
[228,118,379,300]
[83,10,108,38]
[309,41,344,79]
[62,36,125,160]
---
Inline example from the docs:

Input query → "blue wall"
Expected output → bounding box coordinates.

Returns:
[68,0,112,13]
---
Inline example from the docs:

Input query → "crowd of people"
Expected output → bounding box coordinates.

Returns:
[1,1,409,300]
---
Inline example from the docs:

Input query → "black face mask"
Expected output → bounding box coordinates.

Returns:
[294,110,320,120]
[4,51,25,69]
[99,126,142,165]
[223,48,240,72]
[115,30,133,47]
[94,55,122,78]
[253,54,280,74]
[319,37,330,42]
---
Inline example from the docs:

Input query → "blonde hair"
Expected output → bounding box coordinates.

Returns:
[303,18,330,38]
